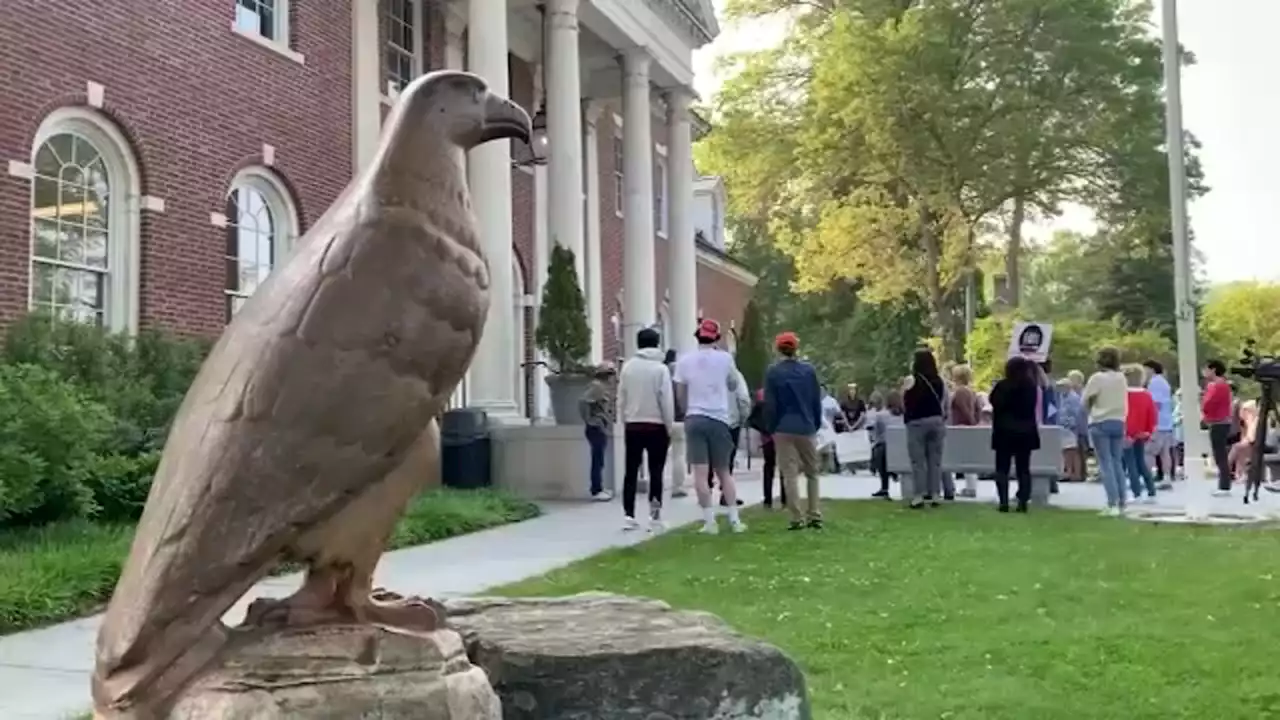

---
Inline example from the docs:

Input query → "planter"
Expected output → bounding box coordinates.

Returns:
[545,372,594,425]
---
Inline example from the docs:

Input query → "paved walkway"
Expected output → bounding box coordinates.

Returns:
[1,470,1271,718]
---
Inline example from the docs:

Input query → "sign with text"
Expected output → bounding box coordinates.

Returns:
[1007,321,1054,363]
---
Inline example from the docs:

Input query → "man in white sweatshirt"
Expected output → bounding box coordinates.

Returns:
[617,327,676,530]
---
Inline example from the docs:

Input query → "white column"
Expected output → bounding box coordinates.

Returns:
[546,0,586,280]
[621,48,656,355]
[467,0,521,420]
[583,100,604,363]
[666,88,698,356]
[350,0,381,172]
[531,60,552,422]
[444,5,466,70]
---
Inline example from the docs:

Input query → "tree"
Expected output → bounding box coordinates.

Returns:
[1201,282,1280,361]
[700,0,1200,357]
[735,298,771,391]
[534,245,590,373]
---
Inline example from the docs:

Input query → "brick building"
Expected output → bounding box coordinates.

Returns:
[0,0,755,422]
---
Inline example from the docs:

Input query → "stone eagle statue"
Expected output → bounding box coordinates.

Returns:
[90,71,531,719]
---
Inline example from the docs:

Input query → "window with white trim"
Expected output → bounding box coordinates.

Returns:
[612,133,624,217]
[224,169,297,321]
[28,108,140,332]
[381,0,420,96]
[235,0,290,45]
[30,135,112,326]
[654,154,668,237]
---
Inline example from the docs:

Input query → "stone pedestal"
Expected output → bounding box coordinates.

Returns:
[446,594,811,720]
[169,626,499,719]
[490,425,615,500]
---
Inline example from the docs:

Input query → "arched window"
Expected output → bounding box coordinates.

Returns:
[513,255,527,417]
[29,107,140,331]
[224,168,298,320]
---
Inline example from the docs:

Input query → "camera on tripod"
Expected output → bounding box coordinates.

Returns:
[1231,339,1280,383]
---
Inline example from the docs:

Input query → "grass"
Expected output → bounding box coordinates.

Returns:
[0,488,540,635]
[497,501,1280,720]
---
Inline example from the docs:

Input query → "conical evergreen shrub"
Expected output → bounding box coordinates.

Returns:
[535,244,591,373]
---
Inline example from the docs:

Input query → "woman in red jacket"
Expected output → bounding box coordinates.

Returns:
[1123,364,1159,503]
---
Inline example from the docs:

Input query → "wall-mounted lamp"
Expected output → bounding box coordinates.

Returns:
[512,4,549,168]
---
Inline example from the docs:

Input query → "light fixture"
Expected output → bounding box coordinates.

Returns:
[513,4,549,168]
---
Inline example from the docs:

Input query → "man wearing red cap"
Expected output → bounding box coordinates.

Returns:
[673,318,752,533]
[764,331,825,529]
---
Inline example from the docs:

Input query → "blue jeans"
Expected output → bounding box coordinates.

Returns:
[1089,420,1127,508]
[1124,440,1157,498]
[585,426,609,495]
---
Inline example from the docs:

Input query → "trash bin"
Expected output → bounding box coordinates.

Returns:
[440,408,492,489]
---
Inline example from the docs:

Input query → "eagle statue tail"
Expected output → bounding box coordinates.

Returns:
[91,563,269,719]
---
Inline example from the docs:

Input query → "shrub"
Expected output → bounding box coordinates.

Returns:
[2,313,209,455]
[535,244,591,373]
[0,364,113,526]
[81,451,162,522]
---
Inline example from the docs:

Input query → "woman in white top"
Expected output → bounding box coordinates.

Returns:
[1082,346,1129,515]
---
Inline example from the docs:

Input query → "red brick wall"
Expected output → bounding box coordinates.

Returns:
[596,110,626,361]
[697,262,753,344]
[0,0,352,335]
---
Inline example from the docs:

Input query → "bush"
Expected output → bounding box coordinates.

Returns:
[535,245,591,373]
[0,364,114,526]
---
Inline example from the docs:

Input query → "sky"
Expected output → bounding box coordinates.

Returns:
[692,0,1277,284]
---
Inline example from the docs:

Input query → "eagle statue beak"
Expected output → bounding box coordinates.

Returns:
[479,93,532,145]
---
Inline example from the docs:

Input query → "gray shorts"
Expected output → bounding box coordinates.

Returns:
[1147,430,1175,454]
[685,415,735,470]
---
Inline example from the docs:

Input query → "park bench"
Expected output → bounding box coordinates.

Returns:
[884,425,1064,504]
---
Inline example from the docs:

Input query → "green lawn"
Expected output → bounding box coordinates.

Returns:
[498,501,1280,720]
[0,488,540,635]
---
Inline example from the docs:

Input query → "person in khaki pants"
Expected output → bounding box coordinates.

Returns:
[763,331,825,530]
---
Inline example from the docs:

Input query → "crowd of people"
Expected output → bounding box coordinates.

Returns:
[578,321,1279,532]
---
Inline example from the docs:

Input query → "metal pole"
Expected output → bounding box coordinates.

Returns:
[1161,0,1208,517]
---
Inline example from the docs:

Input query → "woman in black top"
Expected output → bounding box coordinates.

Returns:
[902,348,948,508]
[989,356,1041,513]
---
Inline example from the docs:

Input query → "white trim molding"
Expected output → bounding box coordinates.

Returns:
[696,247,758,287]
[227,166,301,258]
[29,105,142,334]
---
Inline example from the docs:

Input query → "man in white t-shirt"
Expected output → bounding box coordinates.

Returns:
[674,318,751,534]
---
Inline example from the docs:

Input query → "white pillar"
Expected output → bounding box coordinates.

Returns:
[444,5,466,70]
[583,100,605,363]
[621,48,656,355]
[350,0,381,172]
[467,0,521,420]
[531,60,552,422]
[546,0,586,280]
[666,88,698,356]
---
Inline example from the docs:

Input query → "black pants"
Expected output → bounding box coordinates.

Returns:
[995,448,1032,508]
[762,440,787,505]
[623,423,670,518]
[707,425,743,489]
[871,443,892,492]
[1209,423,1233,491]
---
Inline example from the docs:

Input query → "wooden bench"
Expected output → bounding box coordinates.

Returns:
[885,425,1064,504]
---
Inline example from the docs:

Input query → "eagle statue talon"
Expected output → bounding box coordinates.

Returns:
[365,591,446,633]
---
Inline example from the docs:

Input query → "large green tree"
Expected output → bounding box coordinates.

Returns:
[701,0,1200,358]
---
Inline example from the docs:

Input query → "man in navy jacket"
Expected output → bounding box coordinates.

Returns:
[764,331,825,529]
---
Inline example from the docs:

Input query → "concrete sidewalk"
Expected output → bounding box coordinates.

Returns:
[0,472,766,719]
[2,470,1270,718]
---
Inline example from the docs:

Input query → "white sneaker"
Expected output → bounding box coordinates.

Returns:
[1100,507,1121,517]
[1212,489,1231,498]
[699,521,719,535]
[1140,495,1156,505]
[622,517,640,531]
[592,491,613,502]
[730,521,748,533]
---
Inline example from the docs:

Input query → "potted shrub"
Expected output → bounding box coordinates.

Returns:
[535,244,593,424]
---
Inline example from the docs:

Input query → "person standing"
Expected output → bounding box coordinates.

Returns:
[949,364,982,498]
[1084,347,1129,515]
[989,356,1040,513]
[1202,359,1235,497]
[617,328,675,531]
[870,390,904,499]
[764,331,825,530]
[1056,378,1084,482]
[903,348,948,508]
[747,389,785,508]
[709,363,751,506]
[1123,364,1158,503]
[674,319,751,534]
[1141,360,1176,490]
[579,363,617,501]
